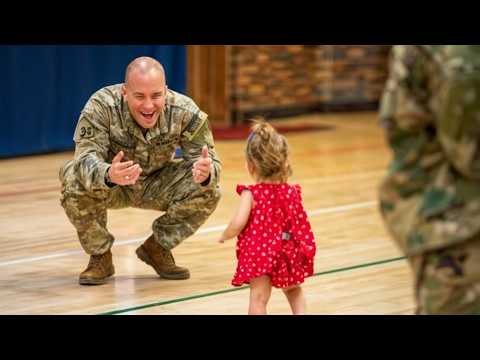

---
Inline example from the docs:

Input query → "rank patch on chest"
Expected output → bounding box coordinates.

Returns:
[156,136,178,146]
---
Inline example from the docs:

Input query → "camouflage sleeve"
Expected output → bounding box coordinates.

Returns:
[377,45,441,184]
[379,45,434,144]
[180,113,221,187]
[436,54,480,180]
[72,97,112,192]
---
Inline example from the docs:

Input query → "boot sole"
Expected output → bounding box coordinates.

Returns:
[136,246,190,280]
[79,268,115,286]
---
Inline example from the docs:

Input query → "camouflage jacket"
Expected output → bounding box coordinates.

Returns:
[379,45,480,256]
[71,84,221,192]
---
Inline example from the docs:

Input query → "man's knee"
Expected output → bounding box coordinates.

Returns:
[60,160,109,210]
[203,185,221,213]
[173,183,221,215]
[62,194,106,228]
[152,185,221,250]
[166,185,221,228]
[187,186,221,225]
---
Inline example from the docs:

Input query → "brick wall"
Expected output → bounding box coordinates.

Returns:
[328,45,391,107]
[229,45,391,121]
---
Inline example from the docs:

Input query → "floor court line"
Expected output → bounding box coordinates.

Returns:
[99,256,406,315]
[0,200,378,267]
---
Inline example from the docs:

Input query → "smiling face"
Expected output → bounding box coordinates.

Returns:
[122,66,167,129]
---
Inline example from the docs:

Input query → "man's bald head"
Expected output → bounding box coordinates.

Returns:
[122,57,168,130]
[124,57,166,85]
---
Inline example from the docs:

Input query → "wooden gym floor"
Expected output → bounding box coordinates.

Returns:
[0,112,414,315]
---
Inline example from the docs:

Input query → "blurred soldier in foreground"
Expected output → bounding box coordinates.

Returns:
[379,45,480,314]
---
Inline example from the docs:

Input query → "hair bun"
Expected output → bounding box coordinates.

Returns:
[251,117,274,141]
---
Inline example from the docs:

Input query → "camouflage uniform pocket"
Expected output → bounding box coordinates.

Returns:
[110,138,136,161]
[150,136,178,164]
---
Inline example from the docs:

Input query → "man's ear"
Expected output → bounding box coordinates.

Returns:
[121,84,127,100]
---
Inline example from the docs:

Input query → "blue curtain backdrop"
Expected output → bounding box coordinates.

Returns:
[0,45,186,158]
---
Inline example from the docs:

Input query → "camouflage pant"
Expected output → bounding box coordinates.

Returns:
[410,234,480,315]
[59,160,221,255]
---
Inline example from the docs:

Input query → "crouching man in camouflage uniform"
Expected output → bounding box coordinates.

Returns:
[60,56,221,285]
[379,45,480,314]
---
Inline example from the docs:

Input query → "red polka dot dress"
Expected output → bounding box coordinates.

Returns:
[232,183,316,288]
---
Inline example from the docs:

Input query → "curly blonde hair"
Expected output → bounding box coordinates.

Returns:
[246,118,292,182]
